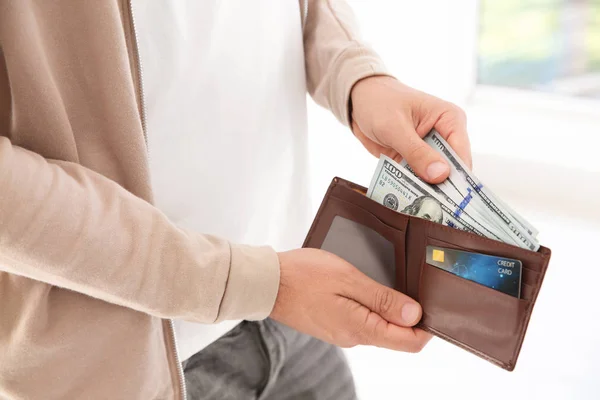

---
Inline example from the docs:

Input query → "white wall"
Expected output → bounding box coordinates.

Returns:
[306,1,600,399]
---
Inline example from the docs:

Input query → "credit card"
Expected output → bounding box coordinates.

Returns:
[426,246,522,298]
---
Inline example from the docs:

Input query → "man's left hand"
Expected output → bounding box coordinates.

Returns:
[350,76,472,184]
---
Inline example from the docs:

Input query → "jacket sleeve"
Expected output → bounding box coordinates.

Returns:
[303,0,392,126]
[0,136,280,323]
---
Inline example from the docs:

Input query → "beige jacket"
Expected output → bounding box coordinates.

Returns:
[0,1,388,398]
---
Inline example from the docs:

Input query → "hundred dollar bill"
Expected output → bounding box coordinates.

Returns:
[491,191,539,238]
[399,163,518,245]
[421,130,539,244]
[401,162,498,229]
[403,137,536,238]
[368,155,496,238]
[418,130,539,251]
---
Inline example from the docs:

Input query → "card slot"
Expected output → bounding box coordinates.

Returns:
[423,259,534,301]
[521,268,540,288]
[423,260,531,303]
[426,237,541,289]
[418,262,531,370]
[520,283,535,301]
[428,237,540,278]
[331,197,405,236]
[425,237,543,274]
[330,179,410,232]
[419,261,531,314]
[422,218,551,272]
[304,182,406,248]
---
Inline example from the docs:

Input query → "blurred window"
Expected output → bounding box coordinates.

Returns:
[477,0,600,99]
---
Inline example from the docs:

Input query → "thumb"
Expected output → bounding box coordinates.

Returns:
[385,122,449,184]
[350,271,423,327]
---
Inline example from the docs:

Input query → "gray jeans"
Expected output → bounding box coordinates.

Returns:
[181,319,357,400]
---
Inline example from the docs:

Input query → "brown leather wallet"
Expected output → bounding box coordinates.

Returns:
[303,177,552,371]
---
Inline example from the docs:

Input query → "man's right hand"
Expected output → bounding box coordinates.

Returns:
[270,248,432,352]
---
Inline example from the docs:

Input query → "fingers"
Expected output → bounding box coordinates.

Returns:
[445,131,472,170]
[366,97,472,180]
[434,106,473,170]
[351,120,389,159]
[348,270,423,327]
[339,268,433,352]
[381,118,450,184]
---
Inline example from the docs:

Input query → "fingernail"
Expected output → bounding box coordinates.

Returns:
[426,161,449,180]
[401,303,420,324]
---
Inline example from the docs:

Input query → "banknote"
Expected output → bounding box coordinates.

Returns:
[492,192,539,238]
[412,130,539,251]
[421,130,538,236]
[367,156,495,238]
[400,163,518,245]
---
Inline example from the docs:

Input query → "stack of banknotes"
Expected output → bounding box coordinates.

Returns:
[367,130,540,251]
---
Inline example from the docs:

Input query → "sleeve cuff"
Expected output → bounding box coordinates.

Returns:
[214,244,281,322]
[330,43,393,127]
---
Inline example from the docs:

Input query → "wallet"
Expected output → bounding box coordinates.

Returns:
[303,177,552,371]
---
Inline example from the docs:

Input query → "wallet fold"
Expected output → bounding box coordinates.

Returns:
[303,177,551,371]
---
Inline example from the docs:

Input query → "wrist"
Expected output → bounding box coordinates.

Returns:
[269,251,292,321]
[349,75,399,124]
[350,75,397,103]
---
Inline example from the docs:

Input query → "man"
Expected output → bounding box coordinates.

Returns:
[0,1,472,399]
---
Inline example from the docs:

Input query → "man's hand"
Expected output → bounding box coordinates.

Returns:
[350,76,472,184]
[270,248,432,352]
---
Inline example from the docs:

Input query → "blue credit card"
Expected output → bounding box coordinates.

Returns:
[426,246,522,298]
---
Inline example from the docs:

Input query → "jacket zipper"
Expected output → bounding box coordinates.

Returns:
[127,0,148,146]
[127,2,187,399]
[301,0,308,29]
[167,319,187,400]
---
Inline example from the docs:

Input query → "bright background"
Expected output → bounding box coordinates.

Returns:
[478,0,600,98]
[305,1,600,399]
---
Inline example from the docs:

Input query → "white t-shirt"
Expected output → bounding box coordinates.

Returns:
[132,0,311,362]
